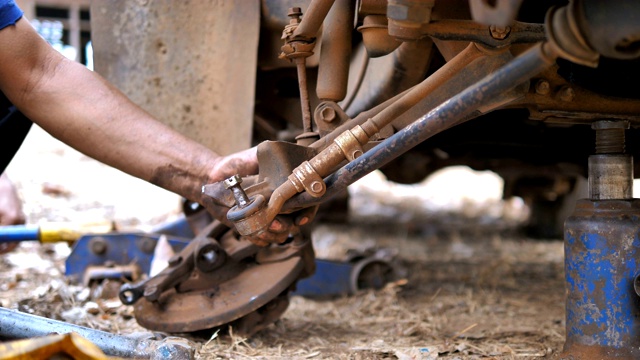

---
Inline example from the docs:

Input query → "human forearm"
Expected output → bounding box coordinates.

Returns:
[0,19,257,203]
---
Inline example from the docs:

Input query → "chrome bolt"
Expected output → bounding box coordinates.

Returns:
[224,175,250,208]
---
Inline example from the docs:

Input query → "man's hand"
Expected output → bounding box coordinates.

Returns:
[244,207,318,247]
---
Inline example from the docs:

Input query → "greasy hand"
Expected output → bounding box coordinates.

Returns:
[0,173,25,253]
[209,147,259,183]
[249,207,318,247]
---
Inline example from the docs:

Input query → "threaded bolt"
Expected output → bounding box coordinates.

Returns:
[224,175,250,208]
[592,120,629,154]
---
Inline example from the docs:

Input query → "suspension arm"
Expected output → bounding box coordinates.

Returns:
[282,42,558,212]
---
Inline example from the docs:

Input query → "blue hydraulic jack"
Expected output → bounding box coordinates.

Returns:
[562,120,640,359]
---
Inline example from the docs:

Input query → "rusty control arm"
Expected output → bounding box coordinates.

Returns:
[283,42,559,211]
[310,42,488,151]
[226,42,558,237]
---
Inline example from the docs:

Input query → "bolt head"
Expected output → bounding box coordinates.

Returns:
[310,181,324,193]
[535,80,550,95]
[559,86,575,102]
[224,175,242,189]
[489,25,510,40]
[320,106,336,122]
[89,237,108,255]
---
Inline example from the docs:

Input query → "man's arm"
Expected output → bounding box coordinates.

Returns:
[0,17,257,204]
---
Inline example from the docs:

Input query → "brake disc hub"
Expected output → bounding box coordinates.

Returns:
[120,221,312,335]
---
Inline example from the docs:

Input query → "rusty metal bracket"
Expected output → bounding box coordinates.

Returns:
[334,127,367,161]
[423,20,545,48]
[289,161,327,198]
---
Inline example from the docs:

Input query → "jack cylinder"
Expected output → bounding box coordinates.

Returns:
[563,119,640,358]
[563,200,640,358]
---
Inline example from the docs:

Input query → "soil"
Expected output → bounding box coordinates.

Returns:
[1,126,566,359]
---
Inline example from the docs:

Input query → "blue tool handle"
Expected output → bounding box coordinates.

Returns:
[0,225,39,242]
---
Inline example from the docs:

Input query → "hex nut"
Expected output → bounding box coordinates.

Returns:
[320,106,336,122]
[224,175,242,189]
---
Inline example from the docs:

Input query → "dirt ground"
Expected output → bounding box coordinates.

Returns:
[1,126,567,359]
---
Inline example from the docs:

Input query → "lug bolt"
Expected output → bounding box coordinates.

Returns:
[535,79,550,95]
[224,175,251,208]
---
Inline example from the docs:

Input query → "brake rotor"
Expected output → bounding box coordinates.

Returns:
[132,255,303,333]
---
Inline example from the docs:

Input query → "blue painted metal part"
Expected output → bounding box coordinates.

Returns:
[563,199,640,358]
[151,216,195,238]
[293,259,355,297]
[0,225,39,242]
[65,233,190,282]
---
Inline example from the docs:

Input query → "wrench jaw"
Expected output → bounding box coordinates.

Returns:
[119,220,311,336]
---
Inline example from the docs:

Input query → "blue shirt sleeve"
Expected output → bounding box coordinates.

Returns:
[0,0,23,31]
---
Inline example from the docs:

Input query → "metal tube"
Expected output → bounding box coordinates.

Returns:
[283,42,557,211]
[292,0,336,41]
[310,42,486,151]
[0,308,148,358]
[588,155,634,200]
[295,57,313,133]
[316,0,354,102]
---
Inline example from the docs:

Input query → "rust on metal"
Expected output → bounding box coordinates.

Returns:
[134,257,303,333]
[316,0,354,102]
